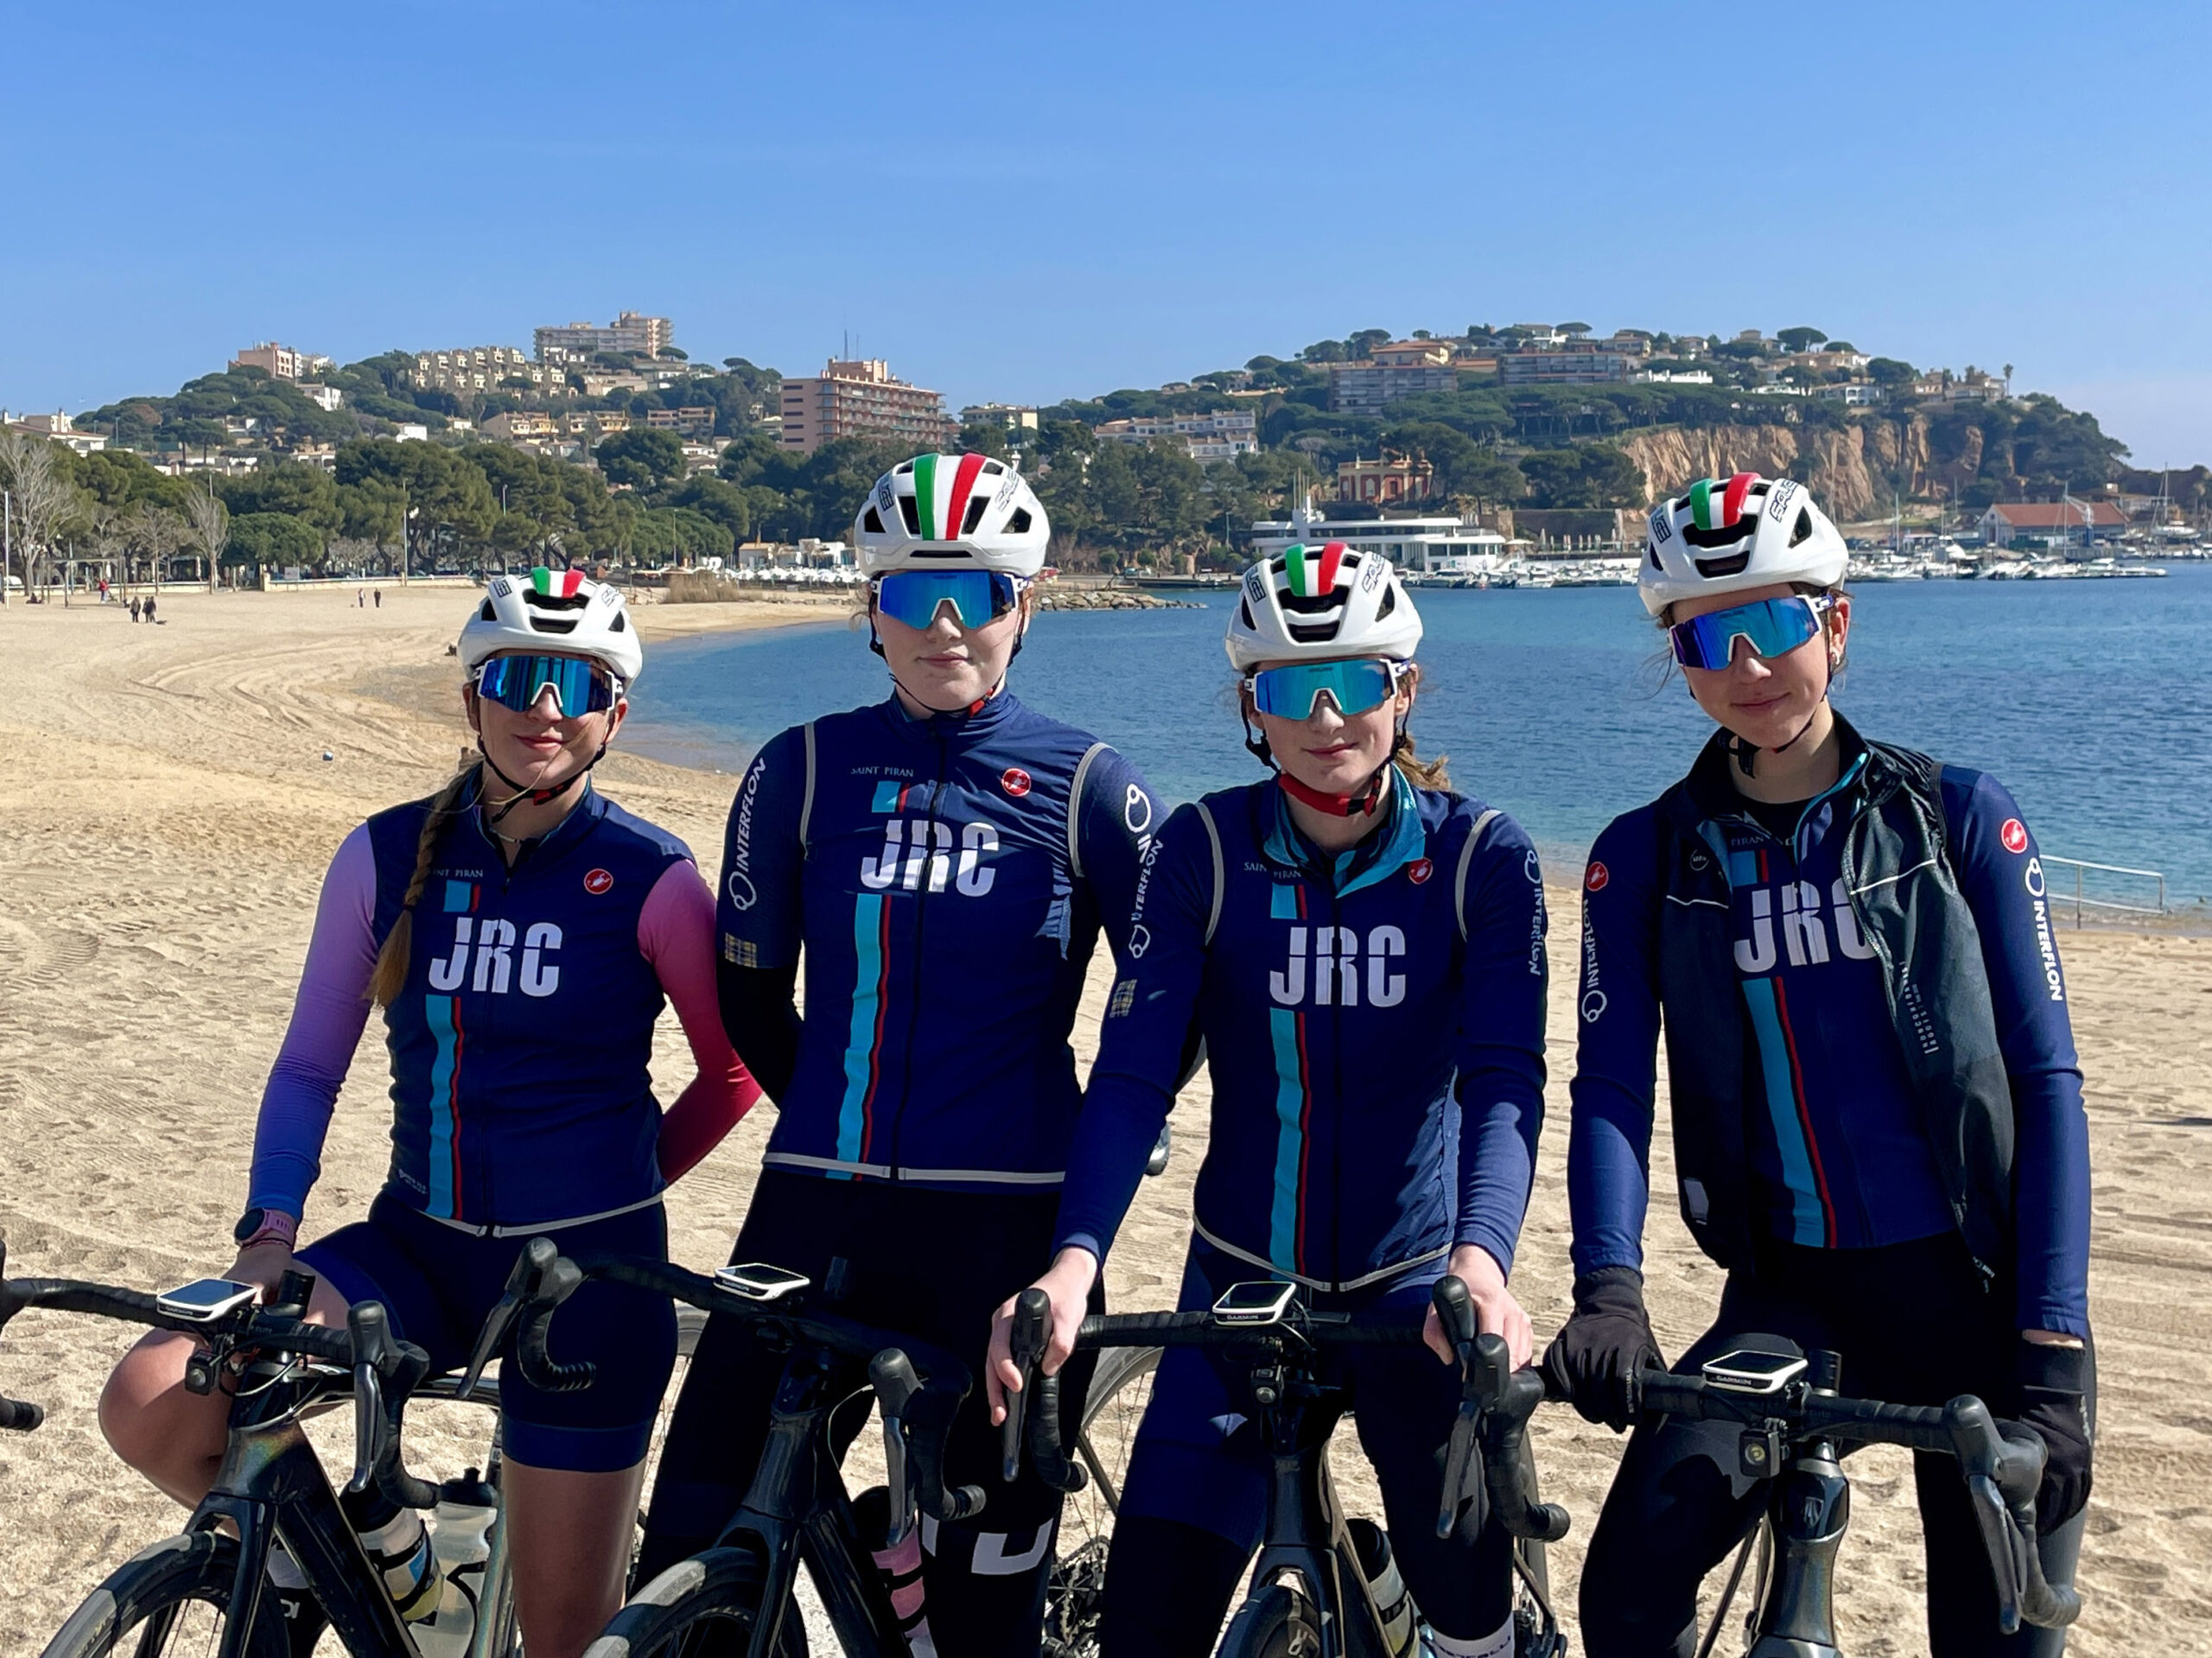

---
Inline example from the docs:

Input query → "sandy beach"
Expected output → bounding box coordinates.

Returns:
[0,583,2205,1655]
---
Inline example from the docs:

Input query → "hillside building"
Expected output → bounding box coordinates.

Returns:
[411,345,557,395]
[534,311,675,366]
[778,359,954,454]
[1328,341,1462,415]
[232,341,333,382]
[1095,410,1258,461]
[962,403,1040,431]
[1337,453,1434,505]
[1497,344,1634,384]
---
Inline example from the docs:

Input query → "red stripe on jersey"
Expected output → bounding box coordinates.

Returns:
[857,899,894,1170]
[1770,976,1837,1248]
[447,997,467,1222]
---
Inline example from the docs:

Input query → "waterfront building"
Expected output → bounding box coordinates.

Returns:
[533,311,675,366]
[232,341,333,381]
[1978,500,2128,547]
[1251,499,1508,574]
[778,359,956,454]
[1337,453,1434,505]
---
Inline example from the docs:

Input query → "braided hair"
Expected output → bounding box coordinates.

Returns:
[365,762,483,1007]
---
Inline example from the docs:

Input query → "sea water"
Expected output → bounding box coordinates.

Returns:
[629,564,2212,905]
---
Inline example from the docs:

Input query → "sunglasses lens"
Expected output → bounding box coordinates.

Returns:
[477,655,614,715]
[1669,598,1822,670]
[876,571,1017,630]
[1251,659,1395,719]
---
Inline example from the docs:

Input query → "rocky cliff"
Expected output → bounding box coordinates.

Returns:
[1616,415,1931,521]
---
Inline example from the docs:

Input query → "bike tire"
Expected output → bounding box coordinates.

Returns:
[1046,1343,1163,1657]
[584,1544,806,1658]
[41,1531,289,1658]
[1217,1582,1322,1658]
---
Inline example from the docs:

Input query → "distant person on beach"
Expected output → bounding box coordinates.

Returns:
[128,597,141,623]
[1546,473,2094,1656]
[141,595,156,624]
[635,454,1160,1652]
[994,549,1549,1658]
[375,587,382,608]
[99,569,760,1658]
[357,588,365,607]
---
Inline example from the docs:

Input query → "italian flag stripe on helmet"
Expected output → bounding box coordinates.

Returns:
[913,454,940,541]
[1283,543,1310,596]
[531,566,583,598]
[1688,479,1716,531]
[947,453,987,540]
[1721,471,1758,527]
[1314,541,1345,594]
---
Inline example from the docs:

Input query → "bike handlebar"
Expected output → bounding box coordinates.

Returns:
[1631,1368,2079,1634]
[506,1246,985,1528]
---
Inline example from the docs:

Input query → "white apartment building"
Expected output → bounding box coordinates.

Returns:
[534,311,674,365]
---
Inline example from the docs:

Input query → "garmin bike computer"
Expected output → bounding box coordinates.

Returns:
[1211,1281,1298,1326]
[714,1263,810,1304]
[155,1279,260,1324]
[1702,1349,1810,1396]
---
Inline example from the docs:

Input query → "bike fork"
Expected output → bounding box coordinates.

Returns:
[1747,1439,1849,1658]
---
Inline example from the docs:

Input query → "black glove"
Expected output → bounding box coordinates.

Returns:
[1541,1267,1664,1432]
[2008,1338,2092,1534]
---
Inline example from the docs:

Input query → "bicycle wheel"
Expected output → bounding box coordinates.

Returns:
[1046,1344,1161,1656]
[42,1531,289,1658]
[1217,1582,1321,1658]
[587,1545,806,1658]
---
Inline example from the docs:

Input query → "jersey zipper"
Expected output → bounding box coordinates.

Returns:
[887,725,952,1178]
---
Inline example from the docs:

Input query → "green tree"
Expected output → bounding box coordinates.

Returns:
[1866,357,1917,386]
[226,511,324,570]
[219,461,342,535]
[1777,327,1829,354]
[596,429,687,490]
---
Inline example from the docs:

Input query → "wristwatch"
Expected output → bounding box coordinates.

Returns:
[232,1207,297,1250]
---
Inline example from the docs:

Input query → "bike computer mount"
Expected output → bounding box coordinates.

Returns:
[714,1262,810,1304]
[156,1279,260,1324]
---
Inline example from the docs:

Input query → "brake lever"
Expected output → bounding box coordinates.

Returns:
[869,1350,921,1547]
[346,1301,396,1496]
[1432,1278,1485,1538]
[461,1236,563,1399]
[512,1251,595,1394]
[1002,1288,1049,1483]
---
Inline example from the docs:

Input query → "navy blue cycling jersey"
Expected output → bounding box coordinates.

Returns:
[1055,772,1549,1291]
[716,690,1157,1191]
[1570,750,2093,1336]
[350,786,688,1228]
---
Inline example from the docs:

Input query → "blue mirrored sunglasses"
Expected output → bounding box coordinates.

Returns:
[474,653,619,715]
[1246,658,1403,720]
[1669,594,1832,671]
[873,570,1022,631]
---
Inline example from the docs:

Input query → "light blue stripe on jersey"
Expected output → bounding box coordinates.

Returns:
[442,879,472,912]
[835,894,887,1178]
[1739,976,1824,1246]
[1727,848,1759,886]
[424,995,460,1218]
[871,780,902,814]
[1267,1007,1304,1272]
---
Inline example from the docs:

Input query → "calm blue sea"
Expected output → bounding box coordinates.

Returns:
[628,564,2212,905]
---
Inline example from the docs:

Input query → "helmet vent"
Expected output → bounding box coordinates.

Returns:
[962,495,989,535]
[1693,550,1753,578]
[1376,587,1396,620]
[1790,508,1814,547]
[894,461,915,475]
[1682,522,1755,550]
[524,589,592,613]
[530,616,582,635]
[982,461,1006,476]
[1005,507,1033,534]
[897,495,921,534]
[479,600,496,620]
[862,505,885,534]
[610,613,628,632]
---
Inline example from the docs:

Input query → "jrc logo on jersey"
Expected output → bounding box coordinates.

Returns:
[1269,924,1406,1007]
[428,916,563,997]
[1733,880,1875,975]
[860,818,1000,895]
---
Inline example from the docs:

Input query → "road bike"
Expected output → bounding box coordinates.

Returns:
[1006,1275,1571,1658]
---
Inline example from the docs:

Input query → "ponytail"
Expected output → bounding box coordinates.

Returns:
[1390,728,1451,791]
[366,764,481,1007]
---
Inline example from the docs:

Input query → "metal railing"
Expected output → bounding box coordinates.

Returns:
[2038,855,2166,927]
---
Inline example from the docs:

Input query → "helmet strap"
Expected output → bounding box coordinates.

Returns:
[1276,765,1389,818]
[1724,632,1840,781]
[477,740,604,826]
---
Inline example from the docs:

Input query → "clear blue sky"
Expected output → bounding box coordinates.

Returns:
[8,0,2209,467]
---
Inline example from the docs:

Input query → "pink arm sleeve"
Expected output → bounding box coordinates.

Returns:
[641,860,762,1184]
[246,826,379,1219]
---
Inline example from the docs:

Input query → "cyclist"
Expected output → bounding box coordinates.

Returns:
[1545,474,2094,1656]
[992,547,1550,1658]
[636,454,1161,1653]
[99,569,760,1658]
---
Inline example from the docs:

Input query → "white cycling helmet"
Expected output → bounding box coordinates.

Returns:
[1640,473,1847,618]
[460,566,644,686]
[1224,543,1423,672]
[854,453,1049,576]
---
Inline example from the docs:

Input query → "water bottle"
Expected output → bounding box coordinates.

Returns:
[1348,1517,1419,1658]
[412,1471,497,1658]
[855,1485,938,1658]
